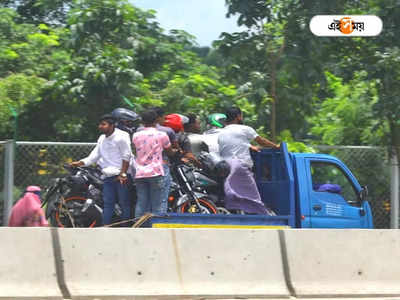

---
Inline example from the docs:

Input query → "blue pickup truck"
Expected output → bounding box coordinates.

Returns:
[144,142,373,229]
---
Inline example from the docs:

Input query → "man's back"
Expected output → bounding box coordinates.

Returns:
[187,133,209,156]
[132,127,170,178]
[137,124,176,161]
[218,124,258,168]
[203,128,223,153]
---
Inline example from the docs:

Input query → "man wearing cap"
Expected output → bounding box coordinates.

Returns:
[71,114,133,226]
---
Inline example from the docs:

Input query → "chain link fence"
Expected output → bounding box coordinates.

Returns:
[0,141,396,228]
[13,142,96,189]
[0,142,95,224]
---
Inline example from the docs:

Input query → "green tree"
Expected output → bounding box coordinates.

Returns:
[1,0,72,25]
[1,0,238,141]
[216,0,336,141]
[0,8,62,139]
[0,74,46,136]
[220,0,400,164]
[309,71,386,146]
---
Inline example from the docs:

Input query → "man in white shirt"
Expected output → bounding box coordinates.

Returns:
[71,114,133,226]
[218,107,279,215]
[218,107,278,168]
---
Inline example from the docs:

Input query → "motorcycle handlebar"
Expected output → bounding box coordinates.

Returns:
[64,163,103,186]
[86,172,103,187]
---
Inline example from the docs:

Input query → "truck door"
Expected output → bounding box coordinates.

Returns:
[306,159,370,228]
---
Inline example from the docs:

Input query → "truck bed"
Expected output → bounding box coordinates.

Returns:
[142,213,291,229]
[141,143,296,229]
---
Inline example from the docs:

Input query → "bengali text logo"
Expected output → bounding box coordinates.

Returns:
[310,15,382,37]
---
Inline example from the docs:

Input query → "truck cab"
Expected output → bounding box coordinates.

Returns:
[292,153,373,228]
[146,142,374,229]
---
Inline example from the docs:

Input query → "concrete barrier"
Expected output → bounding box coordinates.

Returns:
[284,229,400,297]
[58,228,289,299]
[0,228,62,300]
[3,227,400,299]
[172,229,289,297]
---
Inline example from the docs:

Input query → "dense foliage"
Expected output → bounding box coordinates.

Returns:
[0,0,240,141]
[216,0,399,159]
[0,0,399,162]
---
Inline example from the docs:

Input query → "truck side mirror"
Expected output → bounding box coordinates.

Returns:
[359,185,368,202]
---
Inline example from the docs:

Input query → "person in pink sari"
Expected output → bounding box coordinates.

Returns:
[8,186,48,227]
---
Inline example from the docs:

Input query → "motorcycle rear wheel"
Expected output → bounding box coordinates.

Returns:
[179,198,218,214]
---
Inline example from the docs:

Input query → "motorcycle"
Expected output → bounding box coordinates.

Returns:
[42,164,134,227]
[167,151,232,214]
[191,152,231,214]
[167,156,219,214]
[168,151,260,215]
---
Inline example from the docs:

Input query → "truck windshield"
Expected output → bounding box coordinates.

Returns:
[310,162,360,207]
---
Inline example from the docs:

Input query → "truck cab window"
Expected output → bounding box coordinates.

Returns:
[310,162,360,206]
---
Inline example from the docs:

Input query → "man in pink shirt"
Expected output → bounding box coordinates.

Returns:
[133,110,175,217]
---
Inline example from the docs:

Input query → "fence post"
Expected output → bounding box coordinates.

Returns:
[390,152,399,229]
[2,140,14,226]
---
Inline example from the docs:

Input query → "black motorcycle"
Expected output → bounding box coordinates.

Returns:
[43,164,134,227]
[167,152,231,214]
[193,153,271,216]
[192,152,231,214]
[167,156,219,214]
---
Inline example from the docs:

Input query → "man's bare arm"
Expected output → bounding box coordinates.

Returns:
[70,161,84,167]
[165,145,176,157]
[254,136,279,149]
[120,160,129,174]
[183,152,202,168]
[117,160,130,184]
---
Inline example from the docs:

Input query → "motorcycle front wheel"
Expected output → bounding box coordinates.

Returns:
[179,198,218,214]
